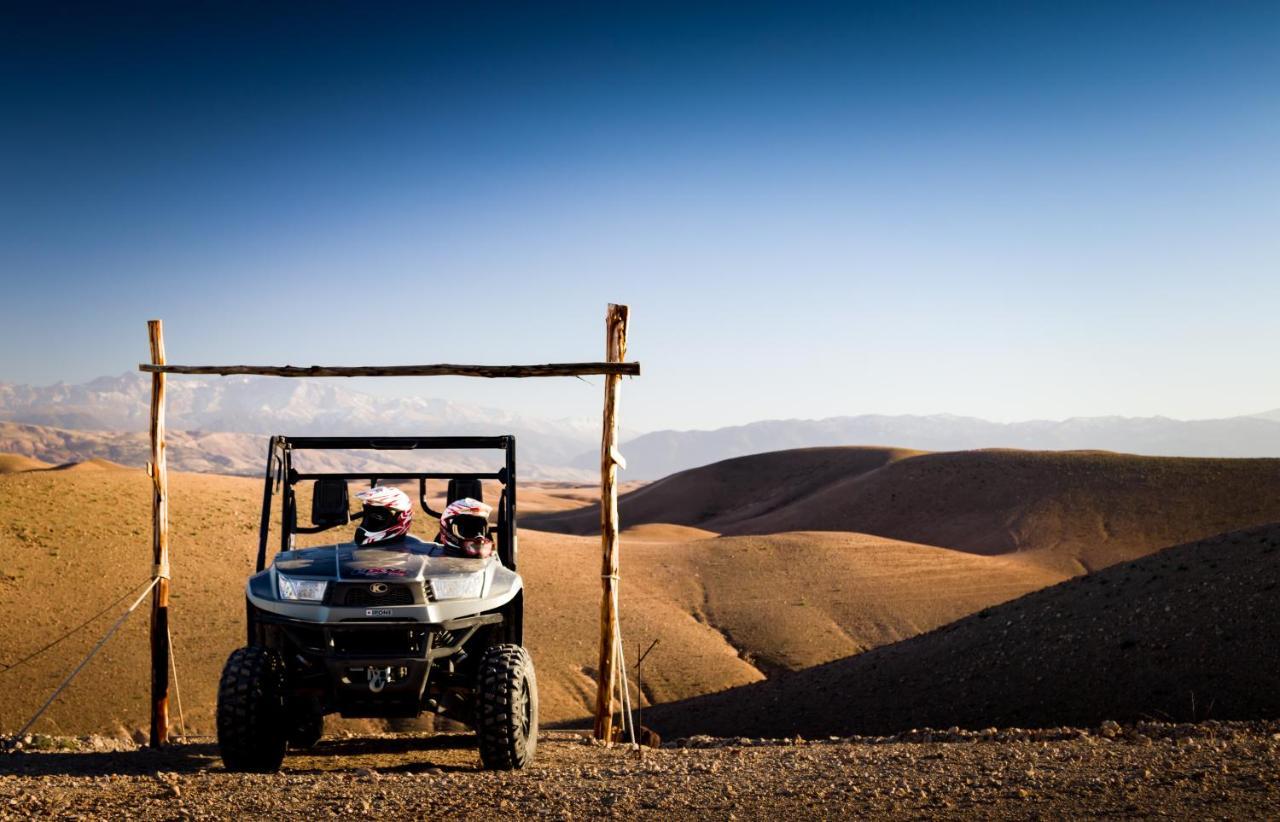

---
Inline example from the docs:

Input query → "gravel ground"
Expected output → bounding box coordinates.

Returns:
[1,722,1278,819]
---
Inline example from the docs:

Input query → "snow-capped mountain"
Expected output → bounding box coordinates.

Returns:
[5,374,1280,482]
[0,373,600,476]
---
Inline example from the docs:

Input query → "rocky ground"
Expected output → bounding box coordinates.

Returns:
[2,722,1278,819]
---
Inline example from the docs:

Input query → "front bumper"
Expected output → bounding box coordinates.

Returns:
[254,608,502,718]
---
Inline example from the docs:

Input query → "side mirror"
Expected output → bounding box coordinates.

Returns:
[311,479,350,527]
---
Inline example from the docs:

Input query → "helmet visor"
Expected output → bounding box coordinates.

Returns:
[363,504,400,533]
[450,514,488,541]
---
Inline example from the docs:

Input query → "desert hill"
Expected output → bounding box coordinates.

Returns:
[595,412,1280,479]
[529,447,917,534]
[529,446,1280,572]
[0,461,1057,737]
[50,458,130,472]
[646,522,1280,738]
[0,454,52,473]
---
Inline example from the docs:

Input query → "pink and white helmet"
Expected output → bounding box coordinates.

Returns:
[355,485,413,545]
[438,497,494,558]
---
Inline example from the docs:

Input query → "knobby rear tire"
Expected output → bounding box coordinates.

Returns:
[476,644,539,770]
[217,646,288,772]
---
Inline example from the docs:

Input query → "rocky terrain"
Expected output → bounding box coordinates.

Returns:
[1,723,1278,819]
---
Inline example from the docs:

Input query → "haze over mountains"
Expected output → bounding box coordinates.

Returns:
[0,374,599,479]
[600,412,1280,479]
[2,373,1280,479]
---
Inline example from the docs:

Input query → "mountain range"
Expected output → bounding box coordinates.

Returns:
[0,373,599,477]
[597,411,1280,479]
[2,373,1279,480]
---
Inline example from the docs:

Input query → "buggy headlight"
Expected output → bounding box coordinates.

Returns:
[278,574,327,602]
[431,572,485,600]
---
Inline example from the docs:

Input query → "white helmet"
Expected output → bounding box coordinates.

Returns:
[437,497,493,557]
[354,486,413,545]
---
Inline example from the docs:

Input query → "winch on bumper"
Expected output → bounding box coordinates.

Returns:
[251,608,503,717]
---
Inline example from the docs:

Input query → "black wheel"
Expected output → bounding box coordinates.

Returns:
[288,712,324,749]
[476,644,538,770]
[217,646,288,772]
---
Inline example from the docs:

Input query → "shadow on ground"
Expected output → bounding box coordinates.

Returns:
[1,733,483,777]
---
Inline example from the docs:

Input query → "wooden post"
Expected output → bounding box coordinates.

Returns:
[148,320,171,747]
[594,304,629,740]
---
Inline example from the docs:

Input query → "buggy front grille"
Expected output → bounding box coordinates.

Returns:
[341,585,415,607]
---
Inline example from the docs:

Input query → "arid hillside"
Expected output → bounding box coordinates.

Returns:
[647,523,1280,738]
[0,454,53,473]
[4,448,1277,742]
[0,460,1056,737]
[528,446,1280,572]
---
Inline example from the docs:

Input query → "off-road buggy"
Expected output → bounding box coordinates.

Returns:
[216,435,536,772]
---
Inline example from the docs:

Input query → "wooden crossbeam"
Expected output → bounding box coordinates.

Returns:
[138,362,639,378]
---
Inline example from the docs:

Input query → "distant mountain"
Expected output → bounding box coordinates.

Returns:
[594,413,1280,480]
[8,374,1280,483]
[0,373,599,476]
[0,421,591,480]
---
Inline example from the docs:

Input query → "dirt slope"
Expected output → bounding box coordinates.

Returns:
[49,458,130,472]
[647,523,1280,738]
[528,447,917,535]
[0,466,1056,736]
[0,455,51,473]
[524,528,1062,719]
[528,447,1280,572]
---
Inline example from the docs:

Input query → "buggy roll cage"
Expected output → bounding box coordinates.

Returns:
[256,435,517,573]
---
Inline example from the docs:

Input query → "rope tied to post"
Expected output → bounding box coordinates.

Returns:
[7,576,162,747]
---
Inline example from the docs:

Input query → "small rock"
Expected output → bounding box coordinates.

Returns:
[1100,721,1122,739]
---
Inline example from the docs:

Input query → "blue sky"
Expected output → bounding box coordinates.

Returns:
[2,2,1277,431]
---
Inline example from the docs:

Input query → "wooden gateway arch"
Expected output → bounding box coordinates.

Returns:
[139,304,639,745]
